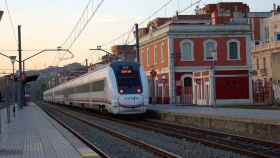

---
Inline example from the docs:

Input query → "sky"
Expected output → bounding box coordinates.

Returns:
[0,0,278,74]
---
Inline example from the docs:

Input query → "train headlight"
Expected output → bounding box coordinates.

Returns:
[137,88,142,94]
[120,89,124,94]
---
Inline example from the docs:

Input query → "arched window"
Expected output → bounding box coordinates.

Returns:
[204,40,217,60]
[180,40,194,61]
[227,39,240,60]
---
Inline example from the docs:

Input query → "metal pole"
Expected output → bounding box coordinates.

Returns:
[213,56,216,107]
[23,61,26,106]
[85,59,88,67]
[6,79,10,123]
[23,61,25,73]
[135,23,140,63]
[18,25,24,109]
[12,63,15,117]
[0,108,2,134]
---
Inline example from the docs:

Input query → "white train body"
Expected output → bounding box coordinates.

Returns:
[43,62,149,114]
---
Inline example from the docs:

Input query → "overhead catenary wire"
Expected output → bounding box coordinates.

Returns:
[138,0,174,26]
[177,0,203,14]
[100,26,134,47]
[4,0,17,43]
[56,0,104,66]
[61,0,104,50]
[100,0,175,48]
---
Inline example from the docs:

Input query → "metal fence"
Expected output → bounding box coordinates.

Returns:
[273,82,280,105]
[253,80,273,104]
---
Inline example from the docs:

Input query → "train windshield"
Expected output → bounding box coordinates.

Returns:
[114,64,142,94]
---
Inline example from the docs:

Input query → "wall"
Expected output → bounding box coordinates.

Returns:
[272,53,280,81]
[173,37,247,67]
[268,13,280,42]
[252,52,272,80]
[140,38,169,72]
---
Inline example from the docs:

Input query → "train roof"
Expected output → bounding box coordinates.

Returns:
[44,61,141,94]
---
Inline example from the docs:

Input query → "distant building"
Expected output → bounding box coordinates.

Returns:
[88,45,136,72]
[111,45,136,62]
[139,2,253,105]
[252,5,280,104]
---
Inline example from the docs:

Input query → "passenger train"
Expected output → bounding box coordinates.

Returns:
[43,62,149,114]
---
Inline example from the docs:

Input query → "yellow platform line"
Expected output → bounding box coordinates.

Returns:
[80,151,100,158]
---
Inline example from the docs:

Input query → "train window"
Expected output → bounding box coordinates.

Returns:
[91,80,105,92]
[115,65,142,94]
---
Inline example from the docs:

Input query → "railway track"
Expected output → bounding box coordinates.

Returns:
[40,102,280,158]
[92,112,280,158]
[40,103,181,158]
[41,106,111,158]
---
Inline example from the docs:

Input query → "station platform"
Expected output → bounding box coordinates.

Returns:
[147,105,280,143]
[0,103,99,158]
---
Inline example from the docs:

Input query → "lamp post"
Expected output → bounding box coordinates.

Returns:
[90,46,113,56]
[9,56,16,76]
[210,49,217,107]
[20,47,73,107]
[9,56,16,118]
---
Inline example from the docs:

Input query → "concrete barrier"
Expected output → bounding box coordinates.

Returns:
[148,110,280,142]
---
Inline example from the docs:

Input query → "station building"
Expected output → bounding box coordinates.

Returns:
[139,2,253,105]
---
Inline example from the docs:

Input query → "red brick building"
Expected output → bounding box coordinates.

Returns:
[139,2,253,105]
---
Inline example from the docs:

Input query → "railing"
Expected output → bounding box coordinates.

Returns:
[253,41,280,52]
[273,82,280,105]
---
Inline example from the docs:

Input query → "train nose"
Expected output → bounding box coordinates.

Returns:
[118,95,144,108]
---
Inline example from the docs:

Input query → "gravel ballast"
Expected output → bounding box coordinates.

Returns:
[78,111,252,158]
[51,110,159,158]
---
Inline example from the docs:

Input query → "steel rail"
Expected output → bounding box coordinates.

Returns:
[94,114,280,158]
[41,102,280,158]
[40,105,110,158]
[43,104,181,158]
[67,105,280,158]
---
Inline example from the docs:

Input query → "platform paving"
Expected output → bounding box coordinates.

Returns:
[0,103,84,158]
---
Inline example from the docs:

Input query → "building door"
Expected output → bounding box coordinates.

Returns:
[204,79,210,105]
[182,77,193,104]
[157,83,163,104]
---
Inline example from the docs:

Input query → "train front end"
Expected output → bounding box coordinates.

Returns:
[111,62,148,114]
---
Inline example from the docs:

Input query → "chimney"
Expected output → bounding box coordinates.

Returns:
[273,3,277,11]
[176,11,179,17]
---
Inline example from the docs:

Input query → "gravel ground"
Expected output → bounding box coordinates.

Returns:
[50,110,159,158]
[77,111,252,158]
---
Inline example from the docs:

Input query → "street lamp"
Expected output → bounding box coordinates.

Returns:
[8,56,16,118]
[9,56,17,75]
[89,46,113,56]
[23,47,73,63]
